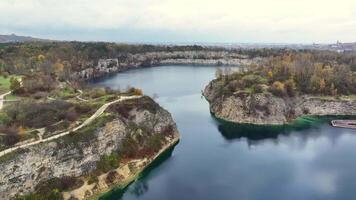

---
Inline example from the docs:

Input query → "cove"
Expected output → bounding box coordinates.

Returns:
[94,65,356,200]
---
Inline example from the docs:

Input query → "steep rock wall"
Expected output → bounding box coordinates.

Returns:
[0,97,179,199]
[204,80,356,125]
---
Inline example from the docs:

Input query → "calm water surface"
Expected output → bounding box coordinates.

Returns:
[94,65,356,200]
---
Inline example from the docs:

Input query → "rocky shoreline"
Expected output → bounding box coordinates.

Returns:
[0,97,179,200]
[64,136,179,200]
[203,81,356,125]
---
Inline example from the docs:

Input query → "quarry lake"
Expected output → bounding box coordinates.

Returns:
[94,65,356,200]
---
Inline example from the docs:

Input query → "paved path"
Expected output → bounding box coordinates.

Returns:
[0,91,11,110]
[0,95,141,157]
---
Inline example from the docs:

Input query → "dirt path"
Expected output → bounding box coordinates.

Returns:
[0,95,142,157]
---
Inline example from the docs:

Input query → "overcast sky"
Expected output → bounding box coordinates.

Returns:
[1,0,356,43]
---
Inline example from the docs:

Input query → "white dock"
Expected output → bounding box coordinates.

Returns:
[331,120,356,129]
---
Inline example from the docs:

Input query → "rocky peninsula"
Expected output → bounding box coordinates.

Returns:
[203,52,356,125]
[0,96,179,200]
[204,84,356,125]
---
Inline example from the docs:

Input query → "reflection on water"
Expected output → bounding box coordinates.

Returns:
[95,65,356,200]
[214,116,322,141]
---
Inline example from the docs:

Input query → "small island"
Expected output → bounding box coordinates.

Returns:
[203,52,356,125]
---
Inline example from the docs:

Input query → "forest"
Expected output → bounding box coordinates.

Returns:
[1,42,356,80]
[215,52,356,97]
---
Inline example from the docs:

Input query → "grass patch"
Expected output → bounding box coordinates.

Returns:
[50,86,77,100]
[4,93,21,100]
[94,94,117,104]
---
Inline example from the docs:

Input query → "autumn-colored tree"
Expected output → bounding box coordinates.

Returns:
[270,81,286,96]
[17,126,25,141]
[285,79,297,97]
[133,88,143,96]
[37,54,45,62]
[53,62,64,74]
[267,70,273,79]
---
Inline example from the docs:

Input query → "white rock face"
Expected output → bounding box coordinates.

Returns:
[204,81,356,125]
[0,98,178,199]
[72,51,259,80]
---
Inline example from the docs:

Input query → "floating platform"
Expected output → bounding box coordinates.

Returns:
[331,120,356,129]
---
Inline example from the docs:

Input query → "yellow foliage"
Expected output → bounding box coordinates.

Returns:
[17,126,25,136]
[272,81,285,90]
[37,54,45,62]
[53,62,64,73]
[133,88,143,96]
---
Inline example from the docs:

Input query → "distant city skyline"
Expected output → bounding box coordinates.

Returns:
[1,0,356,43]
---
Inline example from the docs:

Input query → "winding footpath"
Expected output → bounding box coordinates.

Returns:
[0,95,141,158]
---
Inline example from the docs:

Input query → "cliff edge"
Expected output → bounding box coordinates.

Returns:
[0,96,179,200]
[203,79,356,125]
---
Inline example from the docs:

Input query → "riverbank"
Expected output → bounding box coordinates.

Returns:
[64,135,179,200]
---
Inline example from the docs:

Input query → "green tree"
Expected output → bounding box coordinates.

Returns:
[10,77,21,92]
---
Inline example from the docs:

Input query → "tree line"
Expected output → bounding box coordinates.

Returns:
[215,52,356,97]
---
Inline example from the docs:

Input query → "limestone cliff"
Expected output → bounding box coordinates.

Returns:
[204,80,356,125]
[73,51,258,79]
[0,96,179,199]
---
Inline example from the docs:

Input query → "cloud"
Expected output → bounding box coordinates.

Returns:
[1,0,356,43]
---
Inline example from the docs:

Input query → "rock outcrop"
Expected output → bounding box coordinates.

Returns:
[203,80,356,125]
[0,97,179,199]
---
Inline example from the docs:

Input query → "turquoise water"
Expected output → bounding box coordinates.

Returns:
[94,65,356,200]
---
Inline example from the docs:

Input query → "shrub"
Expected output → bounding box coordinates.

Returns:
[241,74,266,88]
[87,175,98,185]
[10,77,21,92]
[133,88,143,96]
[0,126,20,146]
[35,177,82,193]
[269,81,286,96]
[17,176,84,200]
[284,79,297,97]
[105,171,118,185]
[91,88,106,98]
[96,153,119,173]
[21,74,58,94]
[32,91,48,99]
[146,133,164,153]
[252,84,264,93]
[3,100,73,128]
[119,134,139,158]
